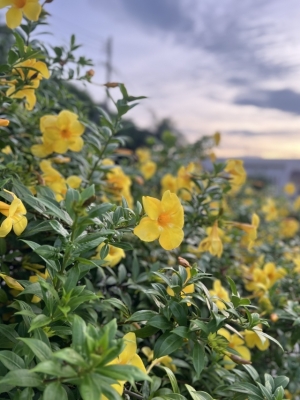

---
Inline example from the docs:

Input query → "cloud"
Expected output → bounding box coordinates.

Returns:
[235,89,300,114]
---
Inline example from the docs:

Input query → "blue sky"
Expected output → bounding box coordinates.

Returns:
[2,0,300,158]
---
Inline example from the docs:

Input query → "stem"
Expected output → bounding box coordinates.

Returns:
[123,389,144,399]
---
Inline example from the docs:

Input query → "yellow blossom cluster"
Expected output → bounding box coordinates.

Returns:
[6,58,50,110]
[103,160,133,208]
[39,160,82,202]
[136,148,157,180]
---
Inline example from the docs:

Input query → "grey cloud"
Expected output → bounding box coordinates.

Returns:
[235,89,300,114]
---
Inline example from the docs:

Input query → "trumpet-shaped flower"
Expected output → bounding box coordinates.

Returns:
[0,0,42,29]
[243,325,270,351]
[32,110,85,156]
[218,328,251,370]
[105,166,133,208]
[6,58,49,110]
[262,198,278,222]
[93,243,125,267]
[209,279,230,310]
[161,173,177,194]
[134,190,184,250]
[280,218,299,238]
[140,160,157,180]
[0,273,24,291]
[136,148,151,163]
[176,162,195,201]
[142,346,176,372]
[284,182,296,196]
[224,159,246,187]
[198,221,223,258]
[214,131,221,146]
[232,213,260,250]
[0,190,27,237]
[39,160,82,201]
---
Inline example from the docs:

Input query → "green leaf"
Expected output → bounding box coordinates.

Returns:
[31,360,64,377]
[192,342,205,377]
[0,351,25,370]
[18,338,52,362]
[48,221,69,237]
[29,315,52,332]
[33,196,72,225]
[43,381,68,400]
[160,366,179,394]
[273,376,289,390]
[53,348,87,366]
[72,315,86,353]
[79,374,102,400]
[185,385,215,400]
[0,369,42,388]
[127,310,158,322]
[148,315,173,330]
[154,333,183,359]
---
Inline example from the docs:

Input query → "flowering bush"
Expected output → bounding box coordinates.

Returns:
[0,3,299,400]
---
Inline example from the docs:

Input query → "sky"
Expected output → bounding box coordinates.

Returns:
[2,0,300,158]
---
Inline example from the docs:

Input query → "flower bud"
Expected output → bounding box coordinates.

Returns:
[178,257,190,268]
[270,313,279,322]
[86,69,95,77]
[103,82,119,88]
[227,353,252,365]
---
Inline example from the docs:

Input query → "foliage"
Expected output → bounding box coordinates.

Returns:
[0,3,298,400]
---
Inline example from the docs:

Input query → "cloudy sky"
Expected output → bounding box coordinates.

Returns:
[3,0,300,158]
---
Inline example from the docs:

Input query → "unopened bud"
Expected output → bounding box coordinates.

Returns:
[45,0,54,3]
[86,69,95,77]
[270,313,279,322]
[135,176,144,185]
[0,119,9,127]
[103,82,119,88]
[178,257,190,268]
[228,353,252,365]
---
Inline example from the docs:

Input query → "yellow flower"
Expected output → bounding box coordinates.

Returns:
[2,145,12,154]
[136,148,151,163]
[293,196,300,211]
[218,328,251,370]
[161,173,177,194]
[213,131,221,146]
[284,182,296,196]
[140,160,157,180]
[141,347,176,372]
[224,159,246,187]
[39,160,81,201]
[6,58,49,110]
[0,118,9,126]
[167,266,195,305]
[134,190,184,251]
[176,162,195,201]
[262,198,278,221]
[243,325,269,351]
[0,273,24,291]
[232,213,260,250]
[93,243,125,267]
[198,221,223,258]
[101,332,146,399]
[29,269,49,303]
[209,152,216,162]
[32,110,85,156]
[280,218,299,238]
[263,262,286,287]
[105,166,133,208]
[209,280,230,310]
[0,190,27,237]
[0,0,42,29]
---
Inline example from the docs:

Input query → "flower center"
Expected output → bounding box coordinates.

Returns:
[158,213,171,227]
[13,0,26,8]
[61,129,72,139]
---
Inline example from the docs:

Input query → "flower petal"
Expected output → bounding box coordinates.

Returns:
[128,354,147,373]
[0,217,12,237]
[161,190,184,228]
[12,215,27,236]
[142,196,161,220]
[23,2,42,21]
[159,226,184,250]
[69,136,84,152]
[6,7,22,29]
[119,332,137,364]
[134,217,160,242]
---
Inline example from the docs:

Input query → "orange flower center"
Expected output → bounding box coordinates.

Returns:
[158,213,171,227]
[13,0,26,8]
[61,129,72,139]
